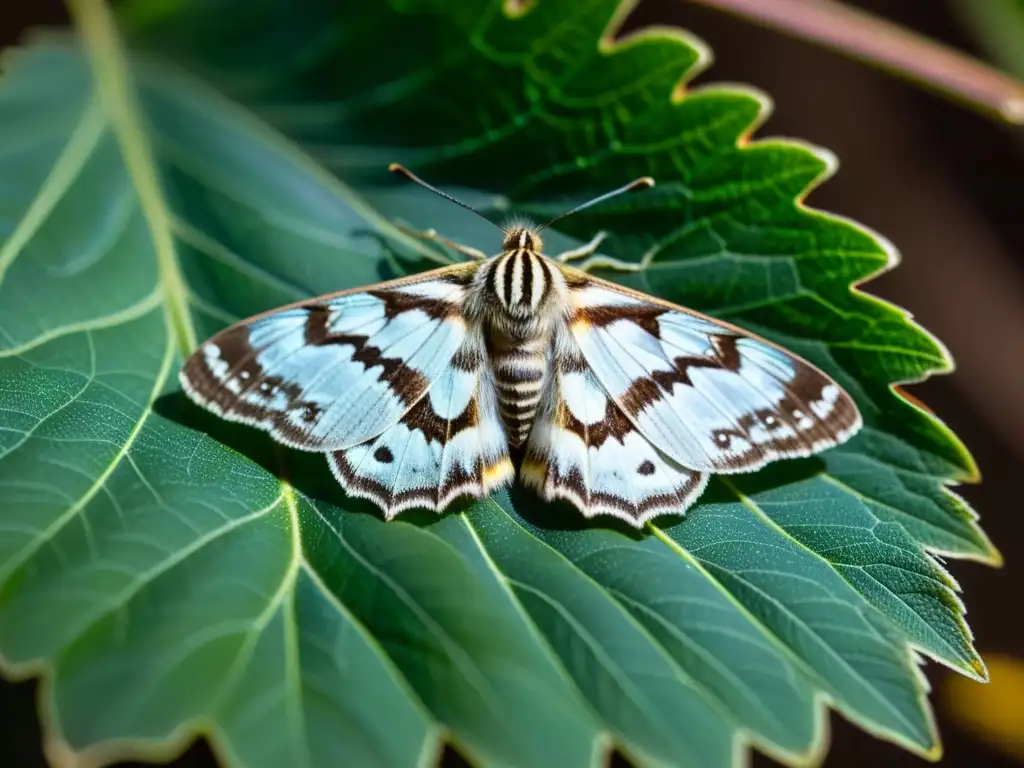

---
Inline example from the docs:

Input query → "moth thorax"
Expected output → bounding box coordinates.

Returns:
[488,247,552,317]
[502,227,543,253]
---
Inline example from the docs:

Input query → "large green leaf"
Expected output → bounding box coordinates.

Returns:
[955,0,1024,80]
[0,0,998,766]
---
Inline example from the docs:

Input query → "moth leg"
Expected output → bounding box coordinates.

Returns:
[555,231,641,273]
[554,231,608,263]
[572,255,642,274]
[395,222,489,260]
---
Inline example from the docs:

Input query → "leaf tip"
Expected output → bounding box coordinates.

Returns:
[969,657,991,682]
[979,541,1005,568]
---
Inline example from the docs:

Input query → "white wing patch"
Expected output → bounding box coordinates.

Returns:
[328,334,513,516]
[522,336,707,526]
[568,276,862,474]
[179,273,472,452]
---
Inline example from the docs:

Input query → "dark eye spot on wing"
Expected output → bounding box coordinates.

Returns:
[374,446,394,464]
[712,430,732,448]
[637,460,655,476]
[300,404,320,423]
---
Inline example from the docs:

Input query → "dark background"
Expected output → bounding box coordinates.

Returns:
[1,1,1020,767]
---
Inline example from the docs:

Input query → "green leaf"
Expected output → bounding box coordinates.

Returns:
[955,0,1024,80]
[0,1,997,766]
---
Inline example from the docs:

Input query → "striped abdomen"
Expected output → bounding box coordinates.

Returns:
[490,337,549,447]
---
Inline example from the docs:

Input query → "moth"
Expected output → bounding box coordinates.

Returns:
[180,165,862,526]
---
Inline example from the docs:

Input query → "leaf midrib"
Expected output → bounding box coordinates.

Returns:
[0,0,209,593]
[70,0,197,357]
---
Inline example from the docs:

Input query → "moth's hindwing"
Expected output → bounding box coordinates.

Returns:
[522,336,707,526]
[565,274,862,474]
[328,331,514,516]
[178,266,477,452]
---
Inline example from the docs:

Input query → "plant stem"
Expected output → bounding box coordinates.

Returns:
[681,0,1024,124]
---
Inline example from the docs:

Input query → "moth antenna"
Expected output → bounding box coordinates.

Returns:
[538,177,655,232]
[388,163,507,234]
